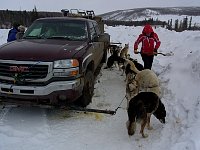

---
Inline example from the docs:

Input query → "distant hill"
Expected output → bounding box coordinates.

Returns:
[100,7,200,24]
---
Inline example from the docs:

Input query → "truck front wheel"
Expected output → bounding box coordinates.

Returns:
[101,50,107,63]
[78,70,94,107]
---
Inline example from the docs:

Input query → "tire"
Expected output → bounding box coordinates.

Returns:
[78,70,94,107]
[101,50,107,63]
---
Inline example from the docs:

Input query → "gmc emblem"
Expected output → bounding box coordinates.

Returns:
[9,66,29,72]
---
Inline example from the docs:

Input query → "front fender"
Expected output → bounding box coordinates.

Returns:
[81,53,93,73]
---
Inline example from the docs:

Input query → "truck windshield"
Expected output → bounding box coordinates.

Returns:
[23,20,88,41]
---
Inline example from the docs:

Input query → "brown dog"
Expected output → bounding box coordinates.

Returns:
[120,44,129,58]
[125,72,138,108]
[127,92,166,138]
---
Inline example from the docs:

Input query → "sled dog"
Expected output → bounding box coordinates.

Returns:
[126,92,166,138]
[120,43,129,58]
[122,57,144,77]
[104,45,125,70]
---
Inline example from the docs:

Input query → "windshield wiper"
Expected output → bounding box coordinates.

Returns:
[24,35,75,41]
[23,35,42,39]
[46,36,73,40]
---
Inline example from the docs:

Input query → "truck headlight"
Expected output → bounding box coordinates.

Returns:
[53,59,79,68]
[53,59,79,77]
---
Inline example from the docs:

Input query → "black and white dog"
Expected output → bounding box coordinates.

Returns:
[104,45,125,70]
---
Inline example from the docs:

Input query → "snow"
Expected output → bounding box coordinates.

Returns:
[0,24,200,150]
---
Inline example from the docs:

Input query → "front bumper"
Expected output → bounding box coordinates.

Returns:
[0,78,83,105]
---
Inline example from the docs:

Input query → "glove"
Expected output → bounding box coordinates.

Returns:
[134,49,139,54]
[154,49,157,56]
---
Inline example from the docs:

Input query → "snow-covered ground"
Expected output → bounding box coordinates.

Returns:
[0,25,200,150]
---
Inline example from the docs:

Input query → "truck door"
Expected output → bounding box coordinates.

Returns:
[88,22,104,70]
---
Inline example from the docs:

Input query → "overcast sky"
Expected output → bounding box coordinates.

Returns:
[1,0,200,14]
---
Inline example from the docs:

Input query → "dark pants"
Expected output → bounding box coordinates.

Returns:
[141,54,154,69]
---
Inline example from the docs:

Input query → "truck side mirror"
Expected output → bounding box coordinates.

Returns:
[91,33,110,43]
[98,33,110,43]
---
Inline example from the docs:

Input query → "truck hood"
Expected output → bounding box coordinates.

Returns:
[0,39,87,61]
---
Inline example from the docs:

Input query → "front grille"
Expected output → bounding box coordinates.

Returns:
[0,62,49,80]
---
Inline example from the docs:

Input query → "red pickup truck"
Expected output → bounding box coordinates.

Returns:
[0,15,110,107]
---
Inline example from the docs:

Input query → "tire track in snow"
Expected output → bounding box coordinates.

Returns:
[143,61,184,149]
[0,106,11,125]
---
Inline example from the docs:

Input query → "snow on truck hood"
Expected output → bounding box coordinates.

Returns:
[0,39,87,61]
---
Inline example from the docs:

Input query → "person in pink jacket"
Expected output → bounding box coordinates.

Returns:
[134,24,161,69]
